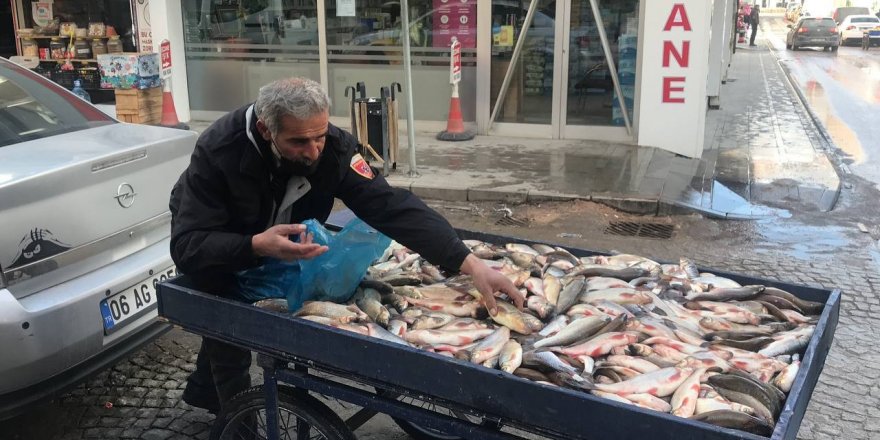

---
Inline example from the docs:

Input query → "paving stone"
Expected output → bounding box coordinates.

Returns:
[151,417,174,429]
[141,429,175,440]
[120,428,143,439]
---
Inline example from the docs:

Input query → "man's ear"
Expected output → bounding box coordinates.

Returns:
[255,119,272,141]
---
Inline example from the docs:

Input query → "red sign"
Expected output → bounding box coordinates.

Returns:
[450,38,462,84]
[661,4,692,103]
[160,40,172,69]
[432,0,476,48]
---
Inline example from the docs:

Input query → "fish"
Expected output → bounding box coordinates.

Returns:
[527,294,556,319]
[533,316,609,349]
[499,340,523,373]
[379,293,409,313]
[439,318,490,331]
[567,266,651,281]
[405,297,487,318]
[294,301,366,323]
[585,277,632,291]
[695,397,755,416]
[773,360,800,393]
[621,393,672,412]
[688,285,765,302]
[565,303,607,319]
[418,285,472,301]
[521,311,545,333]
[758,335,810,357]
[506,243,539,256]
[521,351,581,376]
[762,287,824,315]
[252,298,290,313]
[708,374,781,421]
[552,332,641,358]
[532,244,557,254]
[680,258,700,279]
[404,328,495,346]
[378,273,424,286]
[470,327,511,364]
[365,323,410,346]
[708,337,774,352]
[524,277,545,297]
[491,301,533,335]
[580,288,652,306]
[354,288,391,327]
[556,277,586,315]
[543,275,562,305]
[420,262,446,283]
[411,312,456,330]
[671,368,706,417]
[393,285,423,299]
[754,294,805,314]
[602,355,661,374]
[387,319,407,337]
[509,252,537,269]
[690,410,773,436]
[592,391,636,406]
[538,315,570,337]
[593,367,694,397]
[513,367,550,382]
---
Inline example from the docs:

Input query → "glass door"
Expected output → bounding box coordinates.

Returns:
[489,0,559,136]
[560,0,639,140]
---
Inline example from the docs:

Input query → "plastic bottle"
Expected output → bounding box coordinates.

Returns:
[71,79,91,103]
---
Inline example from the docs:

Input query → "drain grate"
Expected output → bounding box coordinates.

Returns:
[496,215,529,227]
[604,221,674,239]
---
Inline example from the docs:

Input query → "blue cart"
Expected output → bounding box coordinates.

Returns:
[862,28,880,50]
[157,228,840,440]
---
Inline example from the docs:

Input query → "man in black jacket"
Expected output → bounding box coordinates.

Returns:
[169,77,524,413]
[750,5,760,47]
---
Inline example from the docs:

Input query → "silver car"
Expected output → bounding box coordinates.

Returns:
[0,57,196,419]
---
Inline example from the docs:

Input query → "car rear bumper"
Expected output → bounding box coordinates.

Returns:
[794,36,839,47]
[842,29,879,40]
[0,237,175,418]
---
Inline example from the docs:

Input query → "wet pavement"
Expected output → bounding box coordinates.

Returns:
[762,16,880,189]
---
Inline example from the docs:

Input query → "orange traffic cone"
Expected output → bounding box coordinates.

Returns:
[159,79,188,129]
[437,83,474,141]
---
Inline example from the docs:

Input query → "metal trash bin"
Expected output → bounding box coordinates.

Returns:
[345,82,402,175]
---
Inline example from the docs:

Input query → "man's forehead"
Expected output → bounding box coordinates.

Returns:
[278,113,329,134]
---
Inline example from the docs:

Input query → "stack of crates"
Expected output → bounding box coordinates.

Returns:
[114,87,163,124]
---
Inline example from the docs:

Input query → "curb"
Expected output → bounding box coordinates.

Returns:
[768,46,843,212]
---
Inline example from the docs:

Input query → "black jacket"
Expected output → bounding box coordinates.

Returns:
[750,9,759,26]
[169,104,470,295]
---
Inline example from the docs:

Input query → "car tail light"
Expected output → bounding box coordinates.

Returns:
[846,26,856,31]
[830,27,838,33]
[799,28,809,33]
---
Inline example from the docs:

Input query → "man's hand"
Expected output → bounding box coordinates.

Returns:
[460,253,525,316]
[252,224,329,261]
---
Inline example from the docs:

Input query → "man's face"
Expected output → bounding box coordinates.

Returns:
[258,110,329,176]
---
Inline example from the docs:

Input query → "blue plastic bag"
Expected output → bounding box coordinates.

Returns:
[235,218,390,311]
[292,218,391,310]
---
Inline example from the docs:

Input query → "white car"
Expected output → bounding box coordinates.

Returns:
[0,57,196,419]
[838,14,880,45]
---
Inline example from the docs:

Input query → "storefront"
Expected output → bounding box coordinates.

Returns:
[9,0,144,103]
[8,0,732,158]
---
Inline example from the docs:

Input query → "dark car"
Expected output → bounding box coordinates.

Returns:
[786,17,840,51]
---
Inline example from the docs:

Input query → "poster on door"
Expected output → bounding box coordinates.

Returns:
[432,0,476,49]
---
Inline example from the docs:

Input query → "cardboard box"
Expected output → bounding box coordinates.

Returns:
[115,87,163,124]
[98,53,161,90]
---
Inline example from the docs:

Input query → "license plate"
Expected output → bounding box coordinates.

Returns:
[101,267,176,334]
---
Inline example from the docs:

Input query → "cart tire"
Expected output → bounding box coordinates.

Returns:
[210,385,356,440]
[832,45,839,52]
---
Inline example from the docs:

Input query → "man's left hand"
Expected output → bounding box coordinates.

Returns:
[460,253,525,316]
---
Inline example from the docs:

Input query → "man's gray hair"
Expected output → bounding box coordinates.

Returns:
[254,77,331,136]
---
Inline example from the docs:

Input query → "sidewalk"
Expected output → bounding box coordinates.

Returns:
[189,31,839,220]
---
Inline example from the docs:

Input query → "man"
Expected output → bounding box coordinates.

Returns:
[169,77,524,413]
[750,5,760,47]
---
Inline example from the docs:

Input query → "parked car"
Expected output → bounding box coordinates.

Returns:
[838,14,880,45]
[832,6,871,24]
[786,17,840,51]
[0,57,197,419]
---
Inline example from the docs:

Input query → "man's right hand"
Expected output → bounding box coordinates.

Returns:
[251,224,329,261]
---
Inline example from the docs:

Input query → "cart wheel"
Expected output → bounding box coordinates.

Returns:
[210,385,356,440]
[375,388,500,440]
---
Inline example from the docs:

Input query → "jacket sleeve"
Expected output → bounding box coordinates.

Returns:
[332,144,471,272]
[169,145,258,275]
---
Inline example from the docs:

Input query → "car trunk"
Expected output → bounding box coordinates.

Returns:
[0,123,196,298]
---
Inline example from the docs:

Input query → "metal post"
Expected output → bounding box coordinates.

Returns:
[400,0,419,177]
[488,0,540,128]
[589,0,633,136]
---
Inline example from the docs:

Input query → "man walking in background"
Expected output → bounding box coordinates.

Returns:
[749,5,761,47]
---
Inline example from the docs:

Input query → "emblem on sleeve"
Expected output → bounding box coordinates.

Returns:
[350,153,374,179]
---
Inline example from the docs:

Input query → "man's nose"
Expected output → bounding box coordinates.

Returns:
[304,141,321,160]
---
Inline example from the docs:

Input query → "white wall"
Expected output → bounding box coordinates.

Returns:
[145,0,191,122]
[707,0,734,100]
[637,0,712,158]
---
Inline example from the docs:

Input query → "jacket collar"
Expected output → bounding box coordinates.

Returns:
[240,104,274,179]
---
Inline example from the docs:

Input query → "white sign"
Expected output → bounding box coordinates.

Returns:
[160,39,172,78]
[637,0,711,158]
[134,0,153,52]
[31,1,53,27]
[337,0,356,17]
[449,37,461,84]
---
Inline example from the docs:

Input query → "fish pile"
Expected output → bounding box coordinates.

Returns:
[270,239,824,437]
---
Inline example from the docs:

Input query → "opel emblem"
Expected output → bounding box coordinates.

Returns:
[115,183,137,208]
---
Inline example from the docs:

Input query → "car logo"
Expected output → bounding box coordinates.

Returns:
[115,183,137,208]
